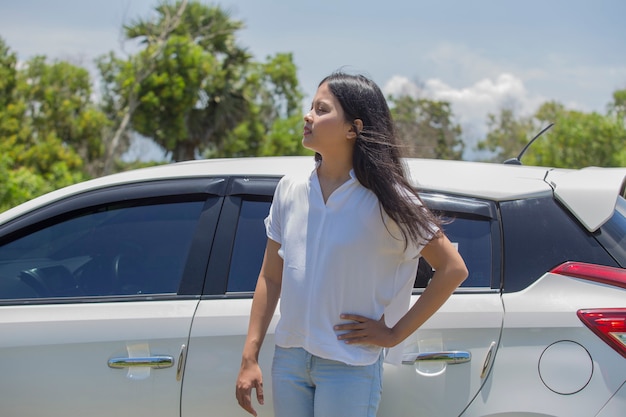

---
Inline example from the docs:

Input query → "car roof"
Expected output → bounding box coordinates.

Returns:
[1,156,624,232]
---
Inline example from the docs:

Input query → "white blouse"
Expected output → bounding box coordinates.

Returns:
[265,165,433,366]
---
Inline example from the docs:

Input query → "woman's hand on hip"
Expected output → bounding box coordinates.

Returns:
[334,314,398,348]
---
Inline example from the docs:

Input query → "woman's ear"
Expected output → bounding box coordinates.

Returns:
[347,119,363,140]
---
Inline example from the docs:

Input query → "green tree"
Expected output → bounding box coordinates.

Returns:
[97,0,189,174]
[477,105,536,162]
[0,38,17,110]
[477,97,626,168]
[209,53,309,158]
[123,1,249,161]
[17,56,109,176]
[0,38,35,211]
[609,88,626,119]
[0,38,109,210]
[390,95,464,159]
[524,102,626,168]
[96,51,136,174]
[609,89,626,165]
[115,0,304,161]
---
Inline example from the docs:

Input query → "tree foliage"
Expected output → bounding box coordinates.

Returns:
[609,89,626,124]
[208,53,310,158]
[478,99,626,168]
[18,56,109,173]
[97,0,190,173]
[0,38,109,211]
[114,0,306,161]
[476,105,535,162]
[527,101,626,167]
[389,94,464,160]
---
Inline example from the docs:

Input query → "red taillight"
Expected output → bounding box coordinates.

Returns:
[552,262,626,358]
[578,309,626,359]
[551,261,626,290]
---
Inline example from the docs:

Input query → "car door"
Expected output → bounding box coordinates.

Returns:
[377,194,504,417]
[182,182,503,416]
[0,179,224,417]
[182,177,279,417]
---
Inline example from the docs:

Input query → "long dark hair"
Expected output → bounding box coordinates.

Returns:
[317,72,440,247]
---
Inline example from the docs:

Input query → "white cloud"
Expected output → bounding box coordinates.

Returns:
[384,73,545,132]
[428,73,542,124]
[383,75,424,99]
[383,73,549,159]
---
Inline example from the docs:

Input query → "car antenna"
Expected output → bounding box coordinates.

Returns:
[503,122,554,165]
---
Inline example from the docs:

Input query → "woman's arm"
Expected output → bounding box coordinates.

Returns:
[236,238,283,416]
[336,232,468,347]
[387,232,468,344]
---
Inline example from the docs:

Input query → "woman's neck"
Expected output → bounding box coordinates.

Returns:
[317,157,352,183]
[316,157,353,203]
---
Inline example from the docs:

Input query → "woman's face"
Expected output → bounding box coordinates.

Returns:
[302,82,353,157]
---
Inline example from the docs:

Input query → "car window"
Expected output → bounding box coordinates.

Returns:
[227,200,271,293]
[596,195,626,267]
[415,215,493,289]
[0,200,205,301]
[500,196,618,292]
[225,201,493,293]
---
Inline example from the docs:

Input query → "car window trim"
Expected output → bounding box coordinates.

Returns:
[0,178,228,243]
[420,193,502,291]
[0,178,229,305]
[203,177,279,296]
[179,195,224,296]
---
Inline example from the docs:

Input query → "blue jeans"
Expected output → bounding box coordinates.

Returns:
[271,346,383,417]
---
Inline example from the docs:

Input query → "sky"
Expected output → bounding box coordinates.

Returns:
[1,0,625,160]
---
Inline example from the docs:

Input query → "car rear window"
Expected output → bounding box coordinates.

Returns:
[500,196,619,292]
[596,195,626,267]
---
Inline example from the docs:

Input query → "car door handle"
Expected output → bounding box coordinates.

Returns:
[108,355,174,369]
[402,351,471,365]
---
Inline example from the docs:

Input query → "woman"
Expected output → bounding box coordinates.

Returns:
[236,72,468,417]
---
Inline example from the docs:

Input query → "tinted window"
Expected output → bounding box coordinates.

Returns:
[500,197,618,292]
[227,200,271,292]
[596,196,626,267]
[226,200,494,293]
[0,200,204,300]
[415,215,493,289]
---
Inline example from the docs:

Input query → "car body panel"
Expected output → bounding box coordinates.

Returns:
[461,274,626,416]
[596,381,626,417]
[379,292,503,417]
[0,300,197,417]
[181,299,279,417]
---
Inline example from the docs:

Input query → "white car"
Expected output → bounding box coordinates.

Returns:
[0,157,624,417]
